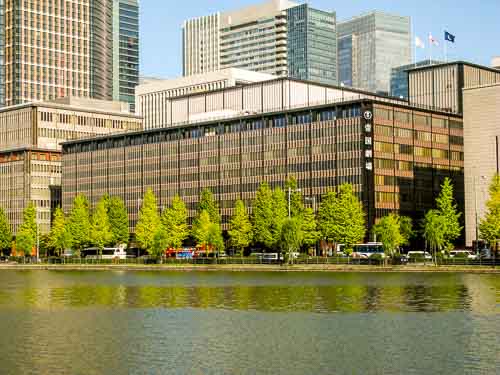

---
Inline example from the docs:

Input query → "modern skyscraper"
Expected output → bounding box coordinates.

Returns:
[113,0,139,112]
[182,0,338,85]
[0,0,138,108]
[287,4,337,85]
[338,12,411,95]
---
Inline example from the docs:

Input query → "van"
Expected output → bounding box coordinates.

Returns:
[449,250,477,260]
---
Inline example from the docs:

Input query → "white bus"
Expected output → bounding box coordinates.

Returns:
[81,247,127,260]
[337,243,385,258]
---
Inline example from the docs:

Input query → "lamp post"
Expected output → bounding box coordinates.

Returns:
[474,175,486,247]
[36,208,39,262]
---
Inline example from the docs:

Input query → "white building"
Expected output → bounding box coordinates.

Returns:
[182,0,297,77]
[136,68,275,129]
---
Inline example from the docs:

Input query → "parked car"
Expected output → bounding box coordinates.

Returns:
[449,250,477,260]
[406,251,433,261]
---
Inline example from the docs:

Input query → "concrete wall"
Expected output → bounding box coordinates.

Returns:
[463,84,500,246]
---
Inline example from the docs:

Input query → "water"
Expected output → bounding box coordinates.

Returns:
[0,271,498,374]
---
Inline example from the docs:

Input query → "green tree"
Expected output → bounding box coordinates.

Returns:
[90,197,113,252]
[198,189,220,224]
[280,217,303,264]
[16,229,35,257]
[372,214,404,257]
[252,182,274,248]
[300,207,320,252]
[399,216,414,246]
[0,207,12,255]
[192,210,224,253]
[479,174,500,256]
[48,207,72,256]
[68,194,91,254]
[135,189,160,254]
[318,184,366,252]
[106,196,129,246]
[228,200,253,255]
[161,195,189,249]
[422,209,447,263]
[151,225,169,258]
[436,177,462,250]
[270,187,288,249]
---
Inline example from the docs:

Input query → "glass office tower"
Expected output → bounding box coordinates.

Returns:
[338,12,411,95]
[287,4,337,85]
[113,0,139,112]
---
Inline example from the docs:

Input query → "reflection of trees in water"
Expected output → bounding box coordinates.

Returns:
[2,273,498,313]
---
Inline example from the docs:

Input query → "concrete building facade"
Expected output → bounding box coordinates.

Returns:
[337,12,411,95]
[62,78,463,237]
[390,60,441,99]
[408,61,500,114]
[0,98,142,233]
[136,69,275,129]
[463,83,500,247]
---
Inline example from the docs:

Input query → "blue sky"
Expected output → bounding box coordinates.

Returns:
[139,0,499,78]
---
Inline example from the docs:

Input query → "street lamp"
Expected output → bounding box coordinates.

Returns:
[36,207,39,263]
[474,175,486,246]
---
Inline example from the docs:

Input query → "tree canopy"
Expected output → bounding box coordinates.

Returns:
[48,207,72,256]
[479,174,500,251]
[318,184,366,251]
[372,214,405,257]
[161,195,189,249]
[198,189,220,224]
[106,196,129,246]
[68,194,91,253]
[436,177,462,250]
[252,182,275,248]
[228,200,253,254]
[90,197,113,251]
[135,189,160,253]
[0,207,12,254]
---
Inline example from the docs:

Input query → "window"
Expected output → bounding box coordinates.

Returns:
[414,147,432,158]
[374,159,394,170]
[374,107,392,121]
[374,142,394,153]
[395,128,413,138]
[432,134,449,144]
[395,144,413,155]
[375,125,393,137]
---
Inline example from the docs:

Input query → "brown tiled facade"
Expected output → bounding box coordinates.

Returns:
[62,99,464,236]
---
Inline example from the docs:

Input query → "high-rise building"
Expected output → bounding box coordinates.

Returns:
[286,4,337,85]
[0,0,138,108]
[113,0,139,112]
[338,12,412,95]
[182,0,338,85]
[390,60,441,99]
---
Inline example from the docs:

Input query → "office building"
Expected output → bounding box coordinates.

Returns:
[136,68,275,129]
[390,60,441,99]
[62,78,463,236]
[463,83,500,247]
[408,61,500,114]
[286,4,337,85]
[113,0,139,112]
[0,0,139,107]
[0,98,142,233]
[338,12,412,95]
[182,0,338,84]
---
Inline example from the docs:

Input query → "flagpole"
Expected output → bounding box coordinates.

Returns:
[443,28,447,62]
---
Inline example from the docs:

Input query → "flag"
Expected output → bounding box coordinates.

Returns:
[444,31,456,43]
[415,36,425,49]
[429,33,439,46]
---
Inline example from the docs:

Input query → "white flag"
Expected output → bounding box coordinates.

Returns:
[415,36,425,49]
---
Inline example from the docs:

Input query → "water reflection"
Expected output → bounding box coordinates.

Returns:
[0,271,497,314]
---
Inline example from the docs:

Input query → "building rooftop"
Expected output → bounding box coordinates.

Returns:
[407,60,500,74]
[0,97,142,119]
[135,68,276,96]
